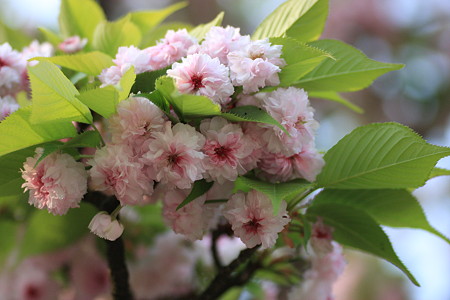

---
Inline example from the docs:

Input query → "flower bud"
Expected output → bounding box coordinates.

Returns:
[88,212,124,241]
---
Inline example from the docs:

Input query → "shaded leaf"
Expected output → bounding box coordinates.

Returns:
[309,91,363,113]
[176,179,214,210]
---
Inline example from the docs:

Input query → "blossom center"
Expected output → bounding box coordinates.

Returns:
[191,74,204,90]
[243,217,262,234]
[214,146,231,158]
[25,285,41,299]
[0,58,7,68]
[167,153,180,165]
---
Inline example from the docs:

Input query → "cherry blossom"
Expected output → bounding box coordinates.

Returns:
[109,96,167,155]
[167,53,234,106]
[0,95,19,120]
[257,87,319,156]
[228,39,285,93]
[88,211,124,241]
[142,122,205,189]
[196,26,250,65]
[21,148,88,216]
[22,40,54,67]
[223,190,290,249]
[258,144,325,182]
[88,144,154,205]
[145,29,197,70]
[0,42,26,96]
[200,117,254,183]
[58,36,87,53]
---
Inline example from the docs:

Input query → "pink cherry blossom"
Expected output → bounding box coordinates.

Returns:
[88,143,154,205]
[145,29,197,70]
[167,53,234,106]
[109,96,167,155]
[258,144,325,182]
[70,238,111,299]
[0,42,26,96]
[10,260,60,300]
[228,39,285,93]
[257,87,319,156]
[142,122,205,189]
[288,242,346,300]
[223,190,290,249]
[197,26,251,65]
[200,117,254,183]
[0,95,19,120]
[88,211,124,241]
[22,40,54,67]
[58,36,87,53]
[161,188,212,241]
[99,46,151,87]
[130,232,197,299]
[310,218,335,256]
[21,148,88,216]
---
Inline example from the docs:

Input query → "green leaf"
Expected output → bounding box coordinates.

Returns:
[127,1,188,35]
[156,76,221,119]
[313,189,450,244]
[0,106,77,157]
[189,12,224,41]
[38,27,63,46]
[38,51,113,76]
[138,91,170,114]
[176,179,214,210]
[429,167,450,179]
[285,0,328,42]
[222,106,288,135]
[307,203,419,286]
[233,176,312,214]
[269,37,332,87]
[141,22,193,48]
[296,40,404,92]
[309,91,363,113]
[77,86,119,118]
[131,68,169,94]
[28,61,92,124]
[20,203,97,258]
[0,221,16,266]
[252,0,327,41]
[0,147,36,198]
[317,123,450,189]
[117,67,136,102]
[59,0,105,44]
[93,17,142,56]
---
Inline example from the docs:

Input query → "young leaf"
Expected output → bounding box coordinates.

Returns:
[126,1,188,35]
[296,40,404,92]
[189,12,224,41]
[156,76,221,119]
[233,176,312,214]
[59,0,105,44]
[28,61,92,124]
[20,203,97,258]
[270,37,332,86]
[117,67,136,102]
[428,167,450,179]
[93,17,142,56]
[317,123,450,189]
[0,106,77,157]
[252,0,327,41]
[38,27,63,46]
[38,51,113,76]
[222,106,289,135]
[307,203,419,286]
[77,86,119,118]
[312,189,450,244]
[131,68,169,94]
[176,179,214,210]
[309,91,363,113]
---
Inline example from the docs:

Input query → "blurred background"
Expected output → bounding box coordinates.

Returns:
[1,0,450,299]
